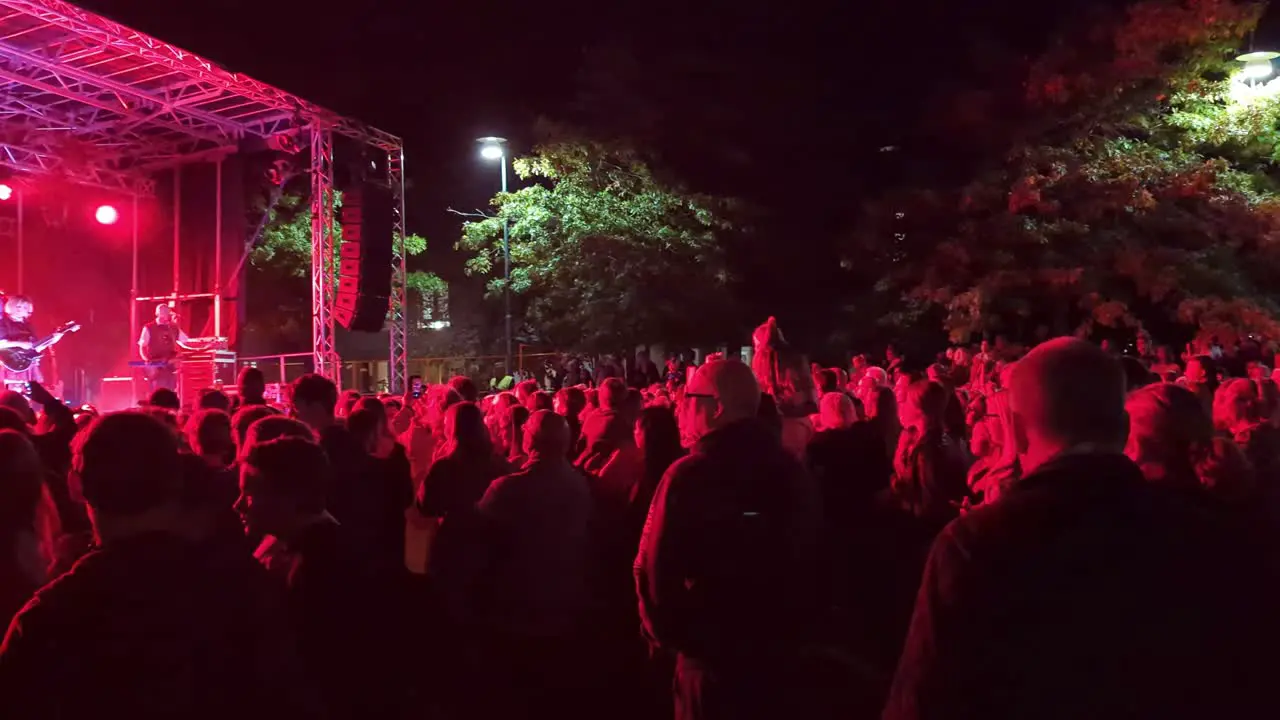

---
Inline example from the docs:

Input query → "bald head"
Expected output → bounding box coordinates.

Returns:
[689,360,761,422]
[525,409,571,458]
[1010,338,1128,459]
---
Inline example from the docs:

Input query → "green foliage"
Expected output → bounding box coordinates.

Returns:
[248,192,445,347]
[457,133,740,350]
[405,270,446,296]
[850,0,1280,347]
[251,193,320,278]
[402,232,427,257]
[252,191,438,294]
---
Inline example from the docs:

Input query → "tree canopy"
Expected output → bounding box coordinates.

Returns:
[846,0,1280,349]
[245,191,444,350]
[457,134,741,351]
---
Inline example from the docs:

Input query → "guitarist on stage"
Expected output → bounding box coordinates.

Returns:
[137,303,217,393]
[0,294,45,383]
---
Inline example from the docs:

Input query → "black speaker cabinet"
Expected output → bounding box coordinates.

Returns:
[335,183,394,332]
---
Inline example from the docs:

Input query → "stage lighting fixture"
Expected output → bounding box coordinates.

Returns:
[95,204,119,225]
[0,184,11,201]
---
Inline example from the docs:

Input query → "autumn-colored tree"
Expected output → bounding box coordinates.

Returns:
[848,0,1280,349]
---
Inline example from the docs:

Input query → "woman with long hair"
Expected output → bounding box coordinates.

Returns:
[628,406,685,543]
[966,389,1020,506]
[554,386,588,456]
[499,404,531,468]
[485,392,519,450]
[889,380,970,524]
[348,397,399,460]
[343,397,414,576]
[399,385,460,488]
[1213,378,1280,487]
[414,402,512,642]
[864,385,902,461]
[417,402,510,523]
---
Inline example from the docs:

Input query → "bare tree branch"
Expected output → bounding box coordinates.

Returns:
[447,207,498,220]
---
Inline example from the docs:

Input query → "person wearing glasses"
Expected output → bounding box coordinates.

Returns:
[635,359,821,720]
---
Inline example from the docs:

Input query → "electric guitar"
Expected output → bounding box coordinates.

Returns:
[0,321,81,372]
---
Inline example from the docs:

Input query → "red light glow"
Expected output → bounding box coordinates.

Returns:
[95,204,119,225]
[0,185,12,201]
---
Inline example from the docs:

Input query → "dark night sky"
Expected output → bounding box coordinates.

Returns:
[78,0,600,281]
[73,0,1280,343]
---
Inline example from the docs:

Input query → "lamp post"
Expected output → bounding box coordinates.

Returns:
[477,136,512,375]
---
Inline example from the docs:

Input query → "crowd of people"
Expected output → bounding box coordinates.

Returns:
[0,317,1277,719]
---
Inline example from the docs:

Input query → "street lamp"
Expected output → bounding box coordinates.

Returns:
[1238,51,1279,83]
[477,136,512,375]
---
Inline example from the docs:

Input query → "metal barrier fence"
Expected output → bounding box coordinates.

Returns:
[406,352,563,386]
[236,352,315,386]
[236,351,567,393]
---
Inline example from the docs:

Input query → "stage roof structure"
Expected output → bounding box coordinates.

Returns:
[0,0,401,193]
[0,0,410,392]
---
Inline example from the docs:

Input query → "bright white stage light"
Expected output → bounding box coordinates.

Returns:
[95,204,119,225]
[0,184,12,201]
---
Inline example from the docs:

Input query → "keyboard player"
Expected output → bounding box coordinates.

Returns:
[136,303,214,393]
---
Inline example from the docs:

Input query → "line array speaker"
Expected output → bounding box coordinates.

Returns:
[335,183,394,332]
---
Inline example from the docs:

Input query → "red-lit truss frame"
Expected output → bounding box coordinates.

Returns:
[0,0,409,391]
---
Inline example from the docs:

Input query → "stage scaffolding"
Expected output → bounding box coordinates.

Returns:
[0,0,410,391]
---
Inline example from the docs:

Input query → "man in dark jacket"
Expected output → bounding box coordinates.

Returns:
[0,412,320,719]
[289,374,377,564]
[631,351,661,389]
[883,338,1279,719]
[576,377,643,525]
[575,377,632,459]
[451,410,593,717]
[239,435,402,719]
[636,360,822,720]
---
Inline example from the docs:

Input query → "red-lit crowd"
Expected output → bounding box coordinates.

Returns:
[0,316,1276,720]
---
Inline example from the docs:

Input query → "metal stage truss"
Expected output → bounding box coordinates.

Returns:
[0,0,410,391]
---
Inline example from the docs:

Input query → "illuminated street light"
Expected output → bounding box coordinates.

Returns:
[476,136,512,374]
[478,136,507,161]
[1238,51,1279,81]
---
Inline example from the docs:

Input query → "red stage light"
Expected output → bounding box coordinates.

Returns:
[0,184,12,201]
[95,204,119,225]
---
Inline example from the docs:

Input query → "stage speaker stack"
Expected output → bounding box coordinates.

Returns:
[335,182,394,332]
[178,349,237,408]
[98,377,135,413]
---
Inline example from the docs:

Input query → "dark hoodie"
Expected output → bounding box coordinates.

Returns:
[0,532,321,719]
[635,419,822,665]
[884,452,1279,720]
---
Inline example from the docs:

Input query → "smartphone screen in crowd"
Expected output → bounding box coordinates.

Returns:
[410,375,424,399]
